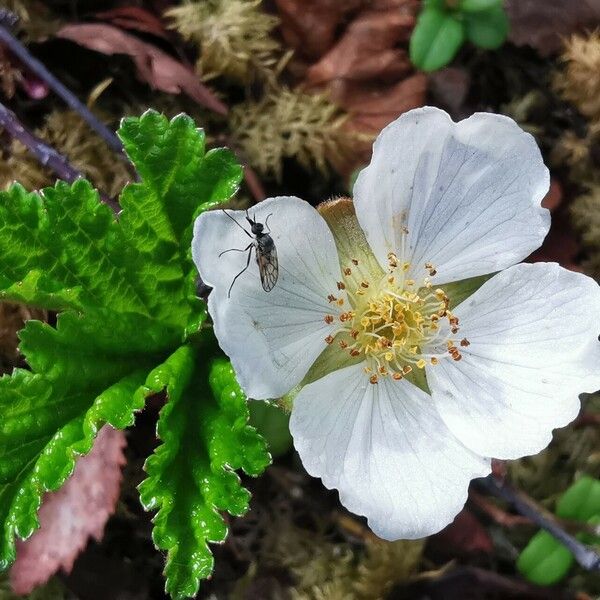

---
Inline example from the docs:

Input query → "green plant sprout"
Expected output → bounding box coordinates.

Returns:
[410,0,509,72]
[0,111,270,600]
[517,476,600,586]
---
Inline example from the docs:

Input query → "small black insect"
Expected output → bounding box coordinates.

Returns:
[219,209,279,297]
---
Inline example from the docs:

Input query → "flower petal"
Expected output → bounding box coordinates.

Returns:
[353,107,550,284]
[290,363,490,540]
[192,197,345,399]
[428,263,600,459]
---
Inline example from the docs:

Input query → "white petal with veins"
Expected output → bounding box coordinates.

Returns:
[428,262,600,459]
[192,197,345,398]
[290,363,491,539]
[353,107,550,284]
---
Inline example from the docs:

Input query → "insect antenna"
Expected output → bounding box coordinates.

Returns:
[222,209,252,238]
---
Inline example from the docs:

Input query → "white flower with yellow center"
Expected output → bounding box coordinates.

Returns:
[192,107,600,539]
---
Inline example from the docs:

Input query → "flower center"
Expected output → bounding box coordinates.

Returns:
[323,252,469,384]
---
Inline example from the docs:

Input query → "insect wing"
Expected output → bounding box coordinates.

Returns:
[257,244,278,292]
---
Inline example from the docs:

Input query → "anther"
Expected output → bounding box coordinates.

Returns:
[339,340,348,349]
[350,349,360,357]
[325,335,334,344]
[344,267,352,276]
[416,359,426,369]
[392,372,403,380]
[351,258,359,266]
[324,315,334,324]
[361,281,369,288]
[431,357,439,365]
[350,329,359,339]
[337,298,344,306]
[337,281,346,290]
[369,374,379,385]
[460,338,470,347]
[327,294,336,303]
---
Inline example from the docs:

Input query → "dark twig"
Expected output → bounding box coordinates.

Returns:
[0,9,124,156]
[0,101,120,213]
[483,475,600,572]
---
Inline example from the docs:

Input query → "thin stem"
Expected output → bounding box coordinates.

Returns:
[0,101,120,213]
[482,475,600,572]
[0,9,124,156]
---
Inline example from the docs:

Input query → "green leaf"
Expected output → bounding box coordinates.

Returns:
[517,477,600,586]
[459,0,502,12]
[118,111,243,329]
[0,181,146,313]
[0,110,245,583]
[249,402,293,458]
[556,476,600,521]
[410,7,465,72]
[464,5,509,49]
[516,531,574,586]
[139,350,270,599]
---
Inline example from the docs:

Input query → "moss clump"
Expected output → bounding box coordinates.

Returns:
[0,109,131,197]
[571,186,600,279]
[166,0,281,84]
[555,32,600,122]
[230,87,360,180]
[258,514,424,599]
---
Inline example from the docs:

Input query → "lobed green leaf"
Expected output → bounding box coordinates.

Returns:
[0,110,248,592]
[139,351,270,599]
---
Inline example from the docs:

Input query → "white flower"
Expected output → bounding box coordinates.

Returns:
[192,107,600,540]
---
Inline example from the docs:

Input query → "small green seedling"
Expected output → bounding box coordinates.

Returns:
[410,0,509,72]
[517,476,600,586]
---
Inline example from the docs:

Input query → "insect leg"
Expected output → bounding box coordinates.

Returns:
[222,209,253,238]
[228,246,254,298]
[219,242,253,258]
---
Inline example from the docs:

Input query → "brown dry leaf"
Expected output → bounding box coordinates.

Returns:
[292,0,424,174]
[340,74,427,134]
[275,0,363,61]
[428,509,493,559]
[10,427,126,595]
[94,7,171,39]
[305,7,415,87]
[505,0,600,56]
[57,23,227,114]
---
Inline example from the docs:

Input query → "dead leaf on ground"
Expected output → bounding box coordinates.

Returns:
[286,0,424,174]
[428,509,494,559]
[10,427,127,595]
[505,0,600,56]
[57,23,227,114]
[94,7,170,39]
[305,6,415,87]
[275,0,363,62]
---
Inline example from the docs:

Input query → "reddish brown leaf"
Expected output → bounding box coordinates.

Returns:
[275,0,363,61]
[10,427,126,595]
[95,7,170,39]
[57,23,227,115]
[429,509,494,558]
[341,73,428,134]
[505,0,600,56]
[305,8,415,86]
